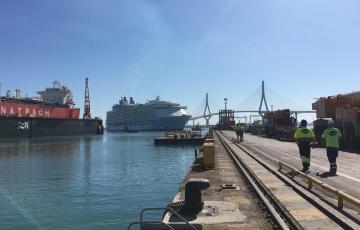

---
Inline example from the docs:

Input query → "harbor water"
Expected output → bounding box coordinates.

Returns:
[0,132,195,229]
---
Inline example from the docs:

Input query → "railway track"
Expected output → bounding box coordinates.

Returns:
[216,131,359,230]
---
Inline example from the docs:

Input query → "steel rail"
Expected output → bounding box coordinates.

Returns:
[216,131,293,230]
[220,131,359,229]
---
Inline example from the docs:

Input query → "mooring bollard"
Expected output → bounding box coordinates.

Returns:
[183,178,210,215]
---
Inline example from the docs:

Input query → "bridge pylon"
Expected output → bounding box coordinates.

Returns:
[259,80,269,116]
[203,93,212,128]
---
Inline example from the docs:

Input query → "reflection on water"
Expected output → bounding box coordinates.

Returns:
[0,136,83,156]
[0,132,195,229]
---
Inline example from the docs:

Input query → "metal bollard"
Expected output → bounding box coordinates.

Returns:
[183,178,210,215]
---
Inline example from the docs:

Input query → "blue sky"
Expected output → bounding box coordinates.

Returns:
[0,0,359,123]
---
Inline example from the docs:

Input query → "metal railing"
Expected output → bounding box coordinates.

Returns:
[128,221,174,230]
[279,161,360,210]
[128,207,197,230]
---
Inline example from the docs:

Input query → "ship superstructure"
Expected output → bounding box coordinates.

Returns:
[37,80,75,105]
[106,96,191,131]
[0,81,79,119]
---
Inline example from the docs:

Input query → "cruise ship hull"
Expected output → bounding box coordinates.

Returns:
[106,115,191,131]
[0,117,104,138]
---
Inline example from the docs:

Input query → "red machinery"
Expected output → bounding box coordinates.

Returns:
[312,92,360,148]
[264,109,297,141]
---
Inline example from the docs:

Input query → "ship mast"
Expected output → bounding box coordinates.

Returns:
[83,78,91,119]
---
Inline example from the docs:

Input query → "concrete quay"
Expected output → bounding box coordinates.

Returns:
[162,133,274,229]
[158,131,360,229]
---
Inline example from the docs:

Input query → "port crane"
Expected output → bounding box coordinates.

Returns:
[83,78,91,119]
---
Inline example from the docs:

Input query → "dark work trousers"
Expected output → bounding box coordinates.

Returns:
[236,131,244,141]
[298,142,311,171]
[327,147,339,174]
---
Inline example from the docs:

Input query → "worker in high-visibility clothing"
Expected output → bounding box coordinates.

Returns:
[321,120,342,175]
[234,123,244,142]
[294,120,315,173]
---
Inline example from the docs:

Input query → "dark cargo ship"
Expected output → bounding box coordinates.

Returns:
[0,79,103,138]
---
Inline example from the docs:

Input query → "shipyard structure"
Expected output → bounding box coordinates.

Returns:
[106,96,191,131]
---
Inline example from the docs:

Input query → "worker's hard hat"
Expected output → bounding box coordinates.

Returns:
[300,120,307,127]
[328,120,335,127]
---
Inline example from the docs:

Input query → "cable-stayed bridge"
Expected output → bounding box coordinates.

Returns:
[186,81,315,128]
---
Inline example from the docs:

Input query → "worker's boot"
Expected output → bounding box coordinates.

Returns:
[302,161,310,173]
[329,164,337,176]
[301,165,306,173]
[300,155,307,173]
[301,166,309,173]
[303,166,310,173]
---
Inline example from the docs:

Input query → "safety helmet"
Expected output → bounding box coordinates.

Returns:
[300,119,307,127]
[328,120,335,127]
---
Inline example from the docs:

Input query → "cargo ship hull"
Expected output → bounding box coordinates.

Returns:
[0,117,103,138]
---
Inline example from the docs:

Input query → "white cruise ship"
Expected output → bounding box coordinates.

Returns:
[106,97,191,131]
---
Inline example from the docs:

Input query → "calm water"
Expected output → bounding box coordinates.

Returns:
[0,132,195,229]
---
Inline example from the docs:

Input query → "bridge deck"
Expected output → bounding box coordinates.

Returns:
[190,110,316,121]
